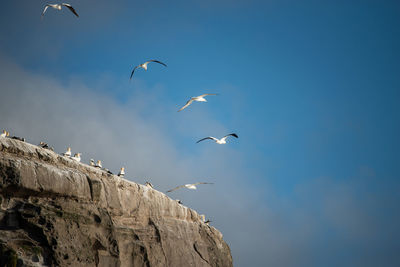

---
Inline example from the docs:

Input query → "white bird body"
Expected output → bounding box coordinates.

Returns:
[41,3,79,18]
[0,130,6,138]
[71,153,81,162]
[118,167,125,177]
[196,133,238,144]
[166,182,213,193]
[95,160,102,168]
[185,184,197,190]
[63,147,72,157]
[130,60,167,79]
[178,94,217,112]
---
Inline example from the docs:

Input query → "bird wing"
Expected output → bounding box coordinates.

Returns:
[196,137,217,143]
[62,3,79,17]
[130,66,139,79]
[222,133,238,141]
[193,182,214,186]
[41,5,50,17]
[166,184,186,193]
[148,60,167,67]
[199,94,218,97]
[178,99,194,112]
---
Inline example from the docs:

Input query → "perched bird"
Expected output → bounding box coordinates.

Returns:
[89,159,95,167]
[0,130,6,138]
[62,147,72,157]
[41,3,79,18]
[200,215,212,225]
[95,160,102,168]
[118,167,125,177]
[178,94,218,112]
[6,132,10,137]
[196,133,238,144]
[39,142,54,151]
[130,60,167,79]
[145,182,154,188]
[166,182,214,193]
[103,168,113,175]
[175,199,183,204]
[71,153,81,162]
[11,136,25,142]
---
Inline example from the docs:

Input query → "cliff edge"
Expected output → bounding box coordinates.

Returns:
[0,137,232,267]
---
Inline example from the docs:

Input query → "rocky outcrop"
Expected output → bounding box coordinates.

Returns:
[0,138,232,267]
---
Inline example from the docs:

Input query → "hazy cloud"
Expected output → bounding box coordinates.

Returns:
[0,57,399,267]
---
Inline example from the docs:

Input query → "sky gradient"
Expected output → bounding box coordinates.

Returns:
[0,0,399,266]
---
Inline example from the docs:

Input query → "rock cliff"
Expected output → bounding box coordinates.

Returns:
[0,137,232,267]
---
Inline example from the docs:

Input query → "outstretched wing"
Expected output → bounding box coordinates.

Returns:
[166,184,186,193]
[196,137,217,143]
[41,5,50,18]
[199,94,218,97]
[62,3,79,17]
[130,66,140,79]
[222,133,238,141]
[178,99,194,112]
[193,182,214,186]
[148,60,167,67]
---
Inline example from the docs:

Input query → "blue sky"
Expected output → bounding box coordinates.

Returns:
[0,0,399,266]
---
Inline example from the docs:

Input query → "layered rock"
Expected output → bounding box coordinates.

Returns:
[0,137,232,267]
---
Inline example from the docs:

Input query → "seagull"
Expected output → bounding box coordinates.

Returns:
[0,130,6,138]
[130,60,167,79]
[62,147,71,157]
[95,160,102,168]
[71,153,81,162]
[145,182,154,188]
[178,94,218,112]
[90,159,95,167]
[39,142,54,151]
[11,136,25,142]
[41,3,79,18]
[118,167,125,177]
[200,214,212,225]
[196,133,238,144]
[166,182,214,193]
[102,168,113,175]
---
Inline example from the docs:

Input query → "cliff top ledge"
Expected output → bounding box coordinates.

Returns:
[0,137,232,267]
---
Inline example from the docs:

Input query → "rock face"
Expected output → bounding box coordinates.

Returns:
[0,138,232,267]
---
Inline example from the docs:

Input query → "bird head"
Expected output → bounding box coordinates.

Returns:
[67,147,71,152]
[121,167,125,171]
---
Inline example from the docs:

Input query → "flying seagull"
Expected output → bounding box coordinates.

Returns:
[196,133,238,144]
[130,60,167,79]
[178,94,218,112]
[41,3,79,18]
[166,182,214,193]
